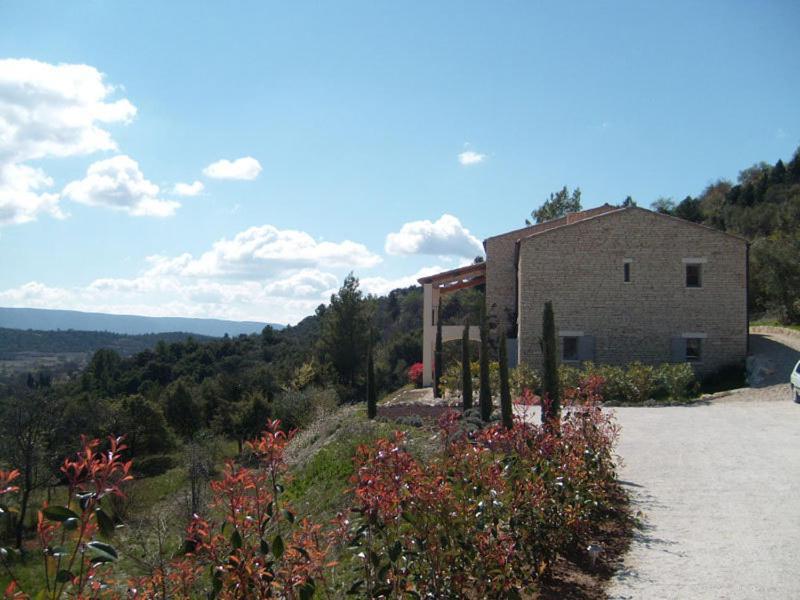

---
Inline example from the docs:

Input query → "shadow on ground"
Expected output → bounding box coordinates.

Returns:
[748,334,800,388]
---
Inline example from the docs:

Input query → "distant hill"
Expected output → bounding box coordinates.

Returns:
[0,307,282,337]
[0,327,214,357]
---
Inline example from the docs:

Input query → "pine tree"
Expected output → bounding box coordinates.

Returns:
[498,329,513,429]
[317,273,369,394]
[527,186,582,224]
[540,301,560,427]
[786,148,800,183]
[478,300,492,422]
[461,320,473,411]
[366,340,377,419]
[769,159,786,185]
[434,298,443,399]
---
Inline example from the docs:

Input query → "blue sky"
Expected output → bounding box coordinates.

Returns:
[1,1,798,324]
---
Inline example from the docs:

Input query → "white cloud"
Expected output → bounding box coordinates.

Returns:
[458,150,485,166]
[0,163,64,225]
[62,155,180,217]
[203,157,262,180]
[172,180,204,196]
[149,225,381,279]
[0,58,136,225]
[385,214,484,259]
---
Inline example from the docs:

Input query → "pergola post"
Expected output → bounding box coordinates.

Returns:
[421,283,439,387]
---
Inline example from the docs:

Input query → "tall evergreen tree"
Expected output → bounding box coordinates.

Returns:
[787,148,800,183]
[478,300,492,422]
[317,273,370,394]
[164,379,203,440]
[498,329,513,429]
[433,298,443,399]
[540,301,560,427]
[769,159,786,185]
[461,320,473,411]
[366,339,377,419]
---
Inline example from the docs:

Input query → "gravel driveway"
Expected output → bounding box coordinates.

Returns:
[606,332,800,599]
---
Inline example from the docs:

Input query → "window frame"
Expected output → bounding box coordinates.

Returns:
[561,336,580,362]
[683,258,706,289]
[685,337,702,362]
[681,332,706,363]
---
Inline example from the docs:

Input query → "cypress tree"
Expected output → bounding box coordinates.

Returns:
[366,340,377,419]
[540,300,560,427]
[434,298,443,399]
[461,320,473,411]
[499,329,513,429]
[478,300,492,422]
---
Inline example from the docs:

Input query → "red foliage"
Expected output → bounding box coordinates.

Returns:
[128,420,331,599]
[0,382,619,599]
[341,394,620,596]
[407,362,424,387]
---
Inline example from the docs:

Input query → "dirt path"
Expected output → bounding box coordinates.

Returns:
[606,332,800,599]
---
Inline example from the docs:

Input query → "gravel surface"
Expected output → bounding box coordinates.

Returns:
[606,332,800,599]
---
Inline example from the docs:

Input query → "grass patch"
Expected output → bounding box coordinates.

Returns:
[284,411,408,522]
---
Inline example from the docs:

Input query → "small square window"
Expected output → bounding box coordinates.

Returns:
[623,262,631,283]
[685,338,702,362]
[562,336,579,361]
[686,264,702,288]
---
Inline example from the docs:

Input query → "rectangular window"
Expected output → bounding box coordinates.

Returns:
[562,336,579,361]
[623,262,631,283]
[686,263,702,288]
[685,337,702,362]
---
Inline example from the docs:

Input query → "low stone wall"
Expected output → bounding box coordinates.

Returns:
[750,325,800,340]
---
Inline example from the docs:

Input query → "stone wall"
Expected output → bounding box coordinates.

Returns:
[516,208,748,375]
[484,205,617,337]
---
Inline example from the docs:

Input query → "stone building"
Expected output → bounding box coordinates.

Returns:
[418,205,748,386]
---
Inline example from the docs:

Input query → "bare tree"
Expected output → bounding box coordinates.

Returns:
[0,386,61,549]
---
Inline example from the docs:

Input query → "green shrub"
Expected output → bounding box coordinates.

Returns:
[510,363,541,398]
[272,387,338,431]
[134,454,176,477]
[558,364,582,391]
[626,362,657,404]
[558,360,698,404]
[591,364,637,404]
[654,363,697,401]
[441,361,499,397]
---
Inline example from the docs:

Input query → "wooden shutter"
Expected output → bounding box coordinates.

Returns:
[670,337,686,362]
[578,335,595,362]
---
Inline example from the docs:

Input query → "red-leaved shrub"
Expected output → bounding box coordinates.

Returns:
[407,362,424,387]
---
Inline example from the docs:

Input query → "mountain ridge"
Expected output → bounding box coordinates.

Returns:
[0,306,282,337]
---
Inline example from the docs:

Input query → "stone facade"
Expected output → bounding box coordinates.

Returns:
[484,204,618,336]
[514,207,747,375]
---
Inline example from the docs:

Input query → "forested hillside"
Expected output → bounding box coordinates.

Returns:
[651,146,800,323]
[0,328,212,357]
[0,276,483,479]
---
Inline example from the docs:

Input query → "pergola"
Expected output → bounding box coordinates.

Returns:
[417,262,486,387]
